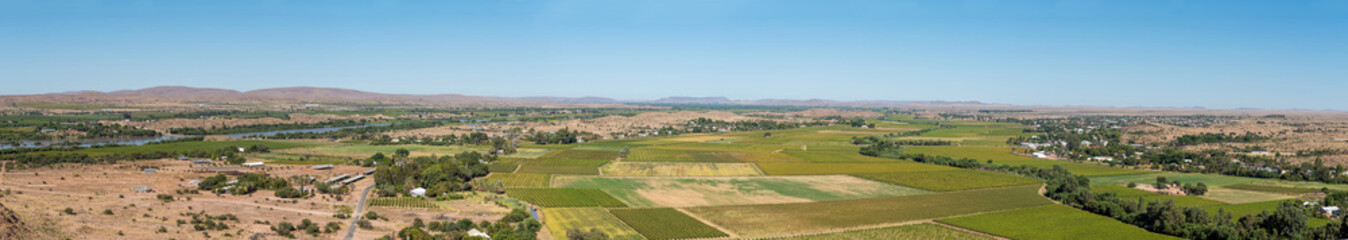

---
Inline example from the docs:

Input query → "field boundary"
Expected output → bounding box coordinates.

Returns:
[930,221,1011,240]
[675,208,739,239]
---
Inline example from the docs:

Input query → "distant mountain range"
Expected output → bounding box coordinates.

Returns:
[1,86,981,107]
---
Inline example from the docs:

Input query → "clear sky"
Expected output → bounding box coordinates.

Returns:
[1,1,1344,110]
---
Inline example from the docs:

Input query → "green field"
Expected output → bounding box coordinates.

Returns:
[903,146,1145,176]
[505,188,627,208]
[600,162,762,177]
[1091,172,1348,192]
[476,173,550,187]
[1224,183,1322,194]
[1093,185,1227,207]
[368,197,439,209]
[1199,200,1332,227]
[781,150,897,163]
[626,148,797,163]
[756,162,957,175]
[525,158,612,167]
[609,208,727,240]
[685,185,1050,237]
[541,149,622,160]
[516,165,600,175]
[551,175,930,207]
[938,205,1182,240]
[758,223,994,240]
[542,208,643,240]
[1201,187,1296,204]
[852,170,1041,192]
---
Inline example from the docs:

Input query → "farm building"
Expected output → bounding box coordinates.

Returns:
[340,175,365,185]
[133,186,153,193]
[326,174,350,183]
[177,156,190,161]
[191,160,211,164]
[363,169,376,175]
[409,188,427,197]
[312,164,334,170]
[1324,206,1341,217]
[1032,152,1050,158]
[188,180,201,186]
[143,168,157,173]
[1089,156,1114,162]
[242,162,265,167]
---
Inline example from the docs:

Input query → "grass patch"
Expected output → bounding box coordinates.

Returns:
[756,162,956,175]
[685,185,1050,237]
[938,205,1181,240]
[852,170,1041,192]
[505,188,627,208]
[609,208,727,240]
[542,208,643,240]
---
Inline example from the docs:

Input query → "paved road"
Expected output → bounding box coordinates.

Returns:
[343,184,376,240]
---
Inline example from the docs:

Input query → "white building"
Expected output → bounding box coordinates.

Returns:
[409,187,427,197]
[242,162,265,167]
[1032,152,1050,158]
[467,229,491,239]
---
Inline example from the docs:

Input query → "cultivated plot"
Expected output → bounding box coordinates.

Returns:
[505,188,627,208]
[938,205,1182,240]
[541,208,644,240]
[600,162,762,177]
[609,208,728,240]
[684,185,1050,237]
[756,162,956,175]
[757,223,995,240]
[852,170,1041,192]
[551,175,930,207]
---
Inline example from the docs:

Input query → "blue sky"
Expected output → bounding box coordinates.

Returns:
[1,1,1345,110]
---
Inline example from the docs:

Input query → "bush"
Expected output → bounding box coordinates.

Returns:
[103,209,114,215]
[156,194,174,202]
[62,207,76,215]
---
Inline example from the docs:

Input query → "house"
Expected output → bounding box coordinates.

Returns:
[143,168,157,174]
[133,186,153,193]
[177,156,190,161]
[1323,206,1340,217]
[242,162,265,167]
[467,229,491,239]
[188,180,201,186]
[1032,152,1049,158]
[191,160,211,164]
[311,164,334,170]
[39,128,57,133]
[409,188,427,197]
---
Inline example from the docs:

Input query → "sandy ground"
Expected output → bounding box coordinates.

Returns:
[0,160,378,239]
